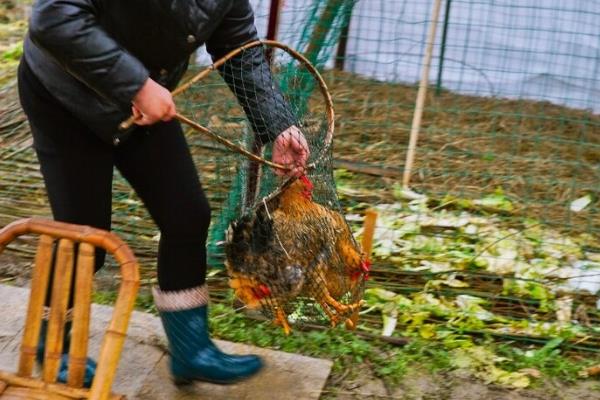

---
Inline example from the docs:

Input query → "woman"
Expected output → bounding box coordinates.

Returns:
[18,0,309,386]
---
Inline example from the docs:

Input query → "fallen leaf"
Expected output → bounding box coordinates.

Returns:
[585,365,600,377]
[518,368,542,378]
[419,323,437,339]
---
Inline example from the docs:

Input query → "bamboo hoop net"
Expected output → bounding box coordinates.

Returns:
[119,40,335,173]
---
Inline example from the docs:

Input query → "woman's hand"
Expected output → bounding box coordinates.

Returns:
[131,78,176,125]
[272,125,310,177]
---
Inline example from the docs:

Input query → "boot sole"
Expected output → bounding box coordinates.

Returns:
[171,362,264,386]
[173,376,245,386]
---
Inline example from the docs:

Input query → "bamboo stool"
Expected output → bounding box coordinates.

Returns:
[0,218,140,400]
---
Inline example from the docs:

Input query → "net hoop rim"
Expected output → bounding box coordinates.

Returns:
[172,39,335,172]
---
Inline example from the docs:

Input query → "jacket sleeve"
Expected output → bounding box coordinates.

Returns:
[206,0,297,144]
[29,0,149,111]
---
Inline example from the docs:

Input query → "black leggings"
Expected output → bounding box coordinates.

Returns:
[17,59,210,292]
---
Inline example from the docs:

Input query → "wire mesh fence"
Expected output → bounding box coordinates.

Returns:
[247,0,600,235]
[0,0,599,351]
[243,0,600,347]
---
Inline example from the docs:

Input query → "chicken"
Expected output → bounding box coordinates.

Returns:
[225,177,369,334]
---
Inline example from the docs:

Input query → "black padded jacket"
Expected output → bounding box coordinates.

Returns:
[24,0,295,145]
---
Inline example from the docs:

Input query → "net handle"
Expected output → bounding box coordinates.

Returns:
[119,40,335,172]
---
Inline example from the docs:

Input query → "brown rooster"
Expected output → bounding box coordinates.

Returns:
[225,176,369,334]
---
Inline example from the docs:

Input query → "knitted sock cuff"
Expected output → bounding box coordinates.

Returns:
[152,284,210,312]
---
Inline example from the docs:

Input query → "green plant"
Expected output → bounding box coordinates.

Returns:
[496,340,599,383]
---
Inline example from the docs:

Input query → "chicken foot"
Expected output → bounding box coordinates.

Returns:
[316,289,363,327]
[272,301,292,335]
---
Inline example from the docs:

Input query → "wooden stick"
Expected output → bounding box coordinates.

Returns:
[265,0,283,62]
[346,209,378,331]
[89,280,138,400]
[184,142,402,179]
[68,243,95,388]
[18,234,54,377]
[43,239,75,384]
[402,0,443,188]
[90,240,139,400]
[334,159,401,178]
[4,386,82,398]
[334,2,354,71]
[0,370,124,399]
[361,209,378,256]
[175,113,288,171]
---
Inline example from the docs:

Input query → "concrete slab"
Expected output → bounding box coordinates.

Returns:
[0,284,332,399]
[135,340,332,400]
[0,285,27,374]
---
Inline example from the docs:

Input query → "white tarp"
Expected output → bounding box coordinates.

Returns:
[198,1,600,113]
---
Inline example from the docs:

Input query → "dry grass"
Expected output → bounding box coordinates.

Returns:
[322,70,600,233]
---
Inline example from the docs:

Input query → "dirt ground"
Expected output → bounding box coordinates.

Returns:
[2,251,599,400]
[323,369,600,400]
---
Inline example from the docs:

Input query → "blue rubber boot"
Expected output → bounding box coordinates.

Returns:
[36,319,97,388]
[154,285,263,384]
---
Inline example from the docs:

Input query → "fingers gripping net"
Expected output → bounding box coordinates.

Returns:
[177,41,366,332]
